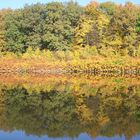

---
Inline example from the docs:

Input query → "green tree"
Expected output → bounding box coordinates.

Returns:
[0,9,11,52]
[136,14,140,33]
[5,2,83,53]
[100,1,117,16]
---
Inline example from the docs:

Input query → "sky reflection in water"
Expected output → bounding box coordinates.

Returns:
[0,131,139,140]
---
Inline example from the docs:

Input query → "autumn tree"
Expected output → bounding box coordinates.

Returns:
[74,1,110,56]
[106,2,140,56]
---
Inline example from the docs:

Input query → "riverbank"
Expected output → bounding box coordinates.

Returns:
[0,56,140,75]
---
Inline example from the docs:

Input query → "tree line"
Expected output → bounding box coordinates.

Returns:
[0,1,140,57]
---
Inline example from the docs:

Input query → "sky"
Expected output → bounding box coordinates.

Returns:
[0,0,139,9]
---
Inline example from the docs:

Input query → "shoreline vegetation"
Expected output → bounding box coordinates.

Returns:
[0,54,140,75]
[0,1,140,74]
[0,57,140,75]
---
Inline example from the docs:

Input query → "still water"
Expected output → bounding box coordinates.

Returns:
[0,75,140,140]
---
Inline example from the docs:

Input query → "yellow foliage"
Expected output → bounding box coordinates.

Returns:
[136,45,140,57]
[74,16,93,48]
[65,50,74,61]
[55,51,65,61]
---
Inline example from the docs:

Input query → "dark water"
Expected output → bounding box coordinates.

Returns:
[0,76,140,140]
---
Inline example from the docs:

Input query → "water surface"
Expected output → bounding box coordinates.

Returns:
[0,75,140,140]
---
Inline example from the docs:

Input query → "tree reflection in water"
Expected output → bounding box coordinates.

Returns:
[0,77,139,140]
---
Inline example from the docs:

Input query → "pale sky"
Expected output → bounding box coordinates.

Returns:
[0,0,139,9]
